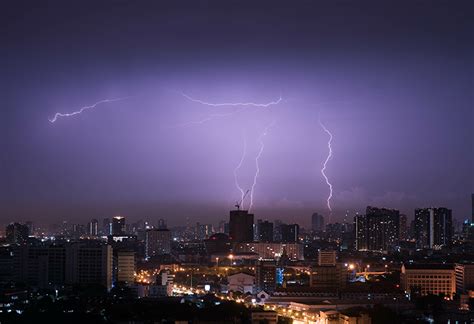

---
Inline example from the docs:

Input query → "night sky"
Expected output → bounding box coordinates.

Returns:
[2,1,473,226]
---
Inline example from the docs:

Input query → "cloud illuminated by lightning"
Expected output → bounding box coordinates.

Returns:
[180,92,283,108]
[249,121,276,211]
[49,97,132,123]
[234,132,247,209]
[319,116,333,218]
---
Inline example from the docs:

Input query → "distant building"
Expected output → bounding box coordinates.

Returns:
[399,214,407,241]
[229,210,254,242]
[112,216,126,235]
[88,219,99,236]
[414,208,452,249]
[256,260,277,293]
[256,220,274,242]
[227,272,255,294]
[233,242,304,260]
[355,207,400,252]
[311,213,325,232]
[6,223,29,244]
[281,224,299,243]
[116,250,135,285]
[195,222,213,240]
[401,264,456,299]
[145,228,171,258]
[102,218,111,235]
[318,250,337,266]
[157,219,167,230]
[273,219,283,242]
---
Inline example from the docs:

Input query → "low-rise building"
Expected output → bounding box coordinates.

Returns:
[251,310,278,324]
[233,242,304,260]
[227,272,255,294]
[401,263,456,299]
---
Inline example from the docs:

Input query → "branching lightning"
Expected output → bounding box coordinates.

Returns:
[173,107,247,128]
[49,97,131,123]
[180,92,283,108]
[319,116,333,218]
[234,132,247,209]
[249,121,276,212]
[174,92,283,127]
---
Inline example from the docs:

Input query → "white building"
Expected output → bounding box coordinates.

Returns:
[401,264,456,299]
[228,272,255,294]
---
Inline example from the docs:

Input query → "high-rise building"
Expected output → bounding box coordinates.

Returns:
[25,221,34,235]
[281,224,299,243]
[354,207,400,252]
[229,210,254,242]
[88,219,99,236]
[414,207,453,249]
[354,214,367,251]
[256,220,274,242]
[256,260,277,293]
[195,223,213,240]
[318,250,337,266]
[311,213,325,232]
[112,216,126,235]
[66,242,113,290]
[13,244,66,288]
[116,250,135,285]
[6,223,29,244]
[273,220,283,242]
[102,218,111,235]
[399,214,407,241]
[157,219,167,229]
[145,228,171,258]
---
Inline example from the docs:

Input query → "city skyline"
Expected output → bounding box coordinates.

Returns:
[2,1,473,225]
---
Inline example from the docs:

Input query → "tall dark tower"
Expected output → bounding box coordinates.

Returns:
[229,210,254,242]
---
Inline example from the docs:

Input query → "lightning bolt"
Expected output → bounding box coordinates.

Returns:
[173,93,282,128]
[319,116,333,219]
[234,132,247,209]
[49,97,132,123]
[180,92,282,108]
[249,121,276,212]
[172,107,247,128]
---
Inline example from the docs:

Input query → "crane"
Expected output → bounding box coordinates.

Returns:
[235,189,250,210]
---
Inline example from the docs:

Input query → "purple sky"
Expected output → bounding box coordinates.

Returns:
[1,1,473,227]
